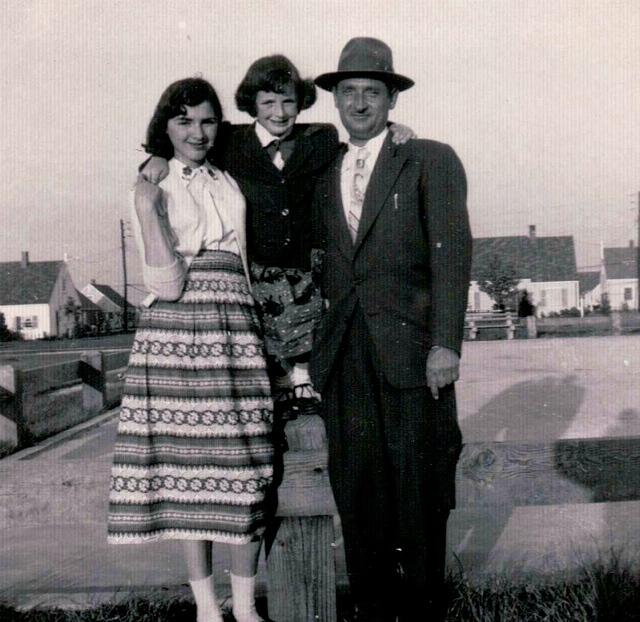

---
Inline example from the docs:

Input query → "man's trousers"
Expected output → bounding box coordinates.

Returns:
[321,307,462,620]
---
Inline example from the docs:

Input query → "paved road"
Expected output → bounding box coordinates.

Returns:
[0,334,133,369]
[0,334,134,353]
[1,335,639,608]
[458,334,640,441]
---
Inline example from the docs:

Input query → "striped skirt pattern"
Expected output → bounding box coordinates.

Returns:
[108,250,274,545]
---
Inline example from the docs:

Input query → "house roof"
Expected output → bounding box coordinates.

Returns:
[89,283,126,309]
[603,246,638,279]
[0,261,64,305]
[76,290,102,311]
[471,235,577,282]
[577,271,600,294]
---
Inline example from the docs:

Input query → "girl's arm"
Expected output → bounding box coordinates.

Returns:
[132,180,186,300]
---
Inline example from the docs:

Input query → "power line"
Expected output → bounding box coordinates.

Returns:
[120,219,130,332]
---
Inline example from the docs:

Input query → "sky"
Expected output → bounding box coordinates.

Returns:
[2,0,639,302]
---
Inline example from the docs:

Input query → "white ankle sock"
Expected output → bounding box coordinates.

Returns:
[290,363,311,387]
[290,363,320,400]
[231,573,263,622]
[189,574,224,622]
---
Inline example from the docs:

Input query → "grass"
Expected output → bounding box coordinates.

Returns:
[0,596,196,621]
[2,561,639,622]
[446,566,640,621]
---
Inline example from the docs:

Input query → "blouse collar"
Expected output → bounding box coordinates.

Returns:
[169,157,218,184]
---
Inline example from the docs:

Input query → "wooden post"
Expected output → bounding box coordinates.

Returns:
[526,316,537,338]
[268,516,337,622]
[506,315,515,339]
[80,351,105,414]
[267,415,338,622]
[611,311,622,335]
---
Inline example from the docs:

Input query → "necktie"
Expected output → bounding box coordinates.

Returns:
[348,147,370,243]
[267,140,285,170]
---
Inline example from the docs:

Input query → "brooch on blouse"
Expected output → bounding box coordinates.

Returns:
[182,166,218,181]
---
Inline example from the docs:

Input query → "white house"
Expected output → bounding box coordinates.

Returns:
[577,271,601,312]
[468,226,579,316]
[81,281,135,332]
[601,243,638,310]
[0,252,81,339]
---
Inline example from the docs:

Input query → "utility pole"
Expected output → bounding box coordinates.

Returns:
[637,192,640,312]
[119,219,129,332]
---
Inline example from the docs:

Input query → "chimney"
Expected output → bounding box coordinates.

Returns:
[529,225,536,240]
[21,251,29,268]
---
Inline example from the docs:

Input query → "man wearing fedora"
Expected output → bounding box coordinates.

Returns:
[311,38,472,620]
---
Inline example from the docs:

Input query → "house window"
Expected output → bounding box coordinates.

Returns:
[624,287,633,301]
[561,288,568,308]
[474,292,480,310]
[22,316,38,328]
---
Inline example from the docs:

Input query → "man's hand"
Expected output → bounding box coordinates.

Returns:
[389,123,416,144]
[140,156,170,184]
[426,346,460,400]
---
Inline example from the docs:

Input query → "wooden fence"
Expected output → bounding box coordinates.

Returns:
[1,354,639,621]
[271,415,640,621]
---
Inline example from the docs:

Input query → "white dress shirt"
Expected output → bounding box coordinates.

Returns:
[340,128,389,226]
[131,157,250,306]
[254,121,278,148]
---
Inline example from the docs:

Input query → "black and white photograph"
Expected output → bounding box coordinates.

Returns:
[1,1,639,620]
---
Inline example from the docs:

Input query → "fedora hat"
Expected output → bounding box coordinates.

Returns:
[315,37,414,92]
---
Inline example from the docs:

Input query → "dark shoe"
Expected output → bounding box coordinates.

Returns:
[293,383,321,416]
[273,387,298,420]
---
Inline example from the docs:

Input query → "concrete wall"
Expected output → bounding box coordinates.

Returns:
[0,351,127,455]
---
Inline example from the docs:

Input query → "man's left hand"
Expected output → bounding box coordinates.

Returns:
[389,123,416,144]
[426,346,460,400]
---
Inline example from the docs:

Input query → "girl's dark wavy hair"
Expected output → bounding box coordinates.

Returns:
[235,55,316,117]
[143,78,223,159]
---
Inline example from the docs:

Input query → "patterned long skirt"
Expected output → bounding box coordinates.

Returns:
[107,250,274,545]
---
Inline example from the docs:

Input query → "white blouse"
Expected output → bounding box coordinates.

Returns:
[131,158,250,306]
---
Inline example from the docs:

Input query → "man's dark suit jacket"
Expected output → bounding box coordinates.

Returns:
[311,134,473,391]
[216,123,339,270]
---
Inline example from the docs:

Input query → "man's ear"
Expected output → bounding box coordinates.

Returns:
[389,88,399,110]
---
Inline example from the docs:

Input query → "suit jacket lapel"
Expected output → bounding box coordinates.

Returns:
[329,149,353,259]
[282,126,313,176]
[354,135,408,250]
[240,125,276,174]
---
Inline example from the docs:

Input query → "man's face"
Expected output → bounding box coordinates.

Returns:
[333,78,398,144]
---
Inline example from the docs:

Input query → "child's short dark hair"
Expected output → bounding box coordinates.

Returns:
[235,55,316,117]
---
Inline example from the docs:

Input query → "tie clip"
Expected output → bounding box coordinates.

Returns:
[393,193,399,210]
